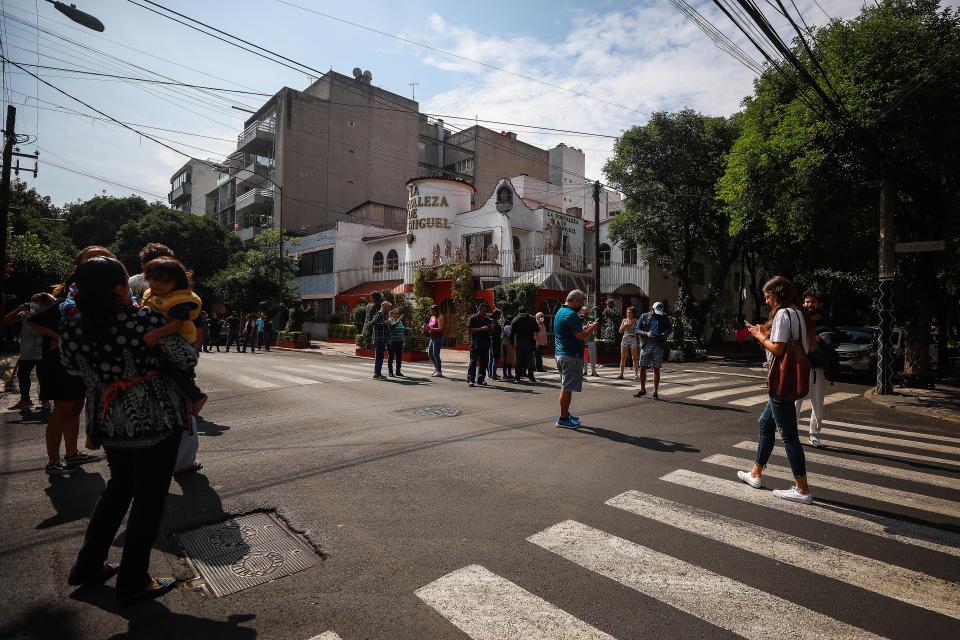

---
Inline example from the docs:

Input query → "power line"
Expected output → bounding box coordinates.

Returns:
[271,0,648,116]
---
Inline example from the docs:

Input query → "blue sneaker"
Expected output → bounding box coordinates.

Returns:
[567,413,579,422]
[555,417,580,428]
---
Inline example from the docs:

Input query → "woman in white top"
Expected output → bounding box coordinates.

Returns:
[740,276,815,504]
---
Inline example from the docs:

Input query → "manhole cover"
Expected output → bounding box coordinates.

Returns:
[175,512,321,597]
[413,406,462,417]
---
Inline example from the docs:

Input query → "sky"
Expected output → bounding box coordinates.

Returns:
[0,0,876,209]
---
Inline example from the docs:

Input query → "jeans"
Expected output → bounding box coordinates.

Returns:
[70,433,179,595]
[755,397,806,478]
[256,331,265,350]
[488,342,501,378]
[468,343,489,383]
[373,340,387,377]
[17,359,43,402]
[387,341,404,375]
[516,339,535,379]
[583,342,597,373]
[428,336,444,373]
[535,345,545,370]
[225,332,239,352]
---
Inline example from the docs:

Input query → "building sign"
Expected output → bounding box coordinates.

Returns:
[407,183,451,231]
[894,240,945,253]
[543,210,584,254]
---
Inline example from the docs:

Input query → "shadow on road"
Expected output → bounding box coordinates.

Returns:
[813,495,960,538]
[822,444,960,473]
[195,417,230,437]
[0,603,83,640]
[653,398,748,413]
[69,588,257,639]
[36,469,106,530]
[566,425,701,453]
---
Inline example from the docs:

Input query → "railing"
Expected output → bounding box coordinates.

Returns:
[216,195,235,213]
[235,188,274,211]
[336,258,425,294]
[237,118,276,148]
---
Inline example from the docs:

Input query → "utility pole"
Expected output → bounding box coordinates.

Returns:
[876,174,896,395]
[593,180,601,316]
[1,106,17,320]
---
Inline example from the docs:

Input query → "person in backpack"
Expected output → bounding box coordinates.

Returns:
[798,290,828,448]
[739,276,815,504]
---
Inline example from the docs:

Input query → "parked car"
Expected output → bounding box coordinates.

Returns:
[832,326,877,373]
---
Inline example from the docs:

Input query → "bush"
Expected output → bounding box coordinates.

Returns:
[329,324,357,339]
[276,330,310,343]
[326,313,340,324]
[493,282,539,318]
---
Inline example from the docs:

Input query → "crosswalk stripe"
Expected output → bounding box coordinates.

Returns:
[664,379,749,395]
[415,564,614,640]
[660,469,960,557]
[731,441,960,491]
[259,369,323,385]
[728,393,771,406]
[797,439,960,470]
[287,364,364,382]
[799,392,860,410]
[677,368,766,379]
[606,491,960,620]
[528,520,886,640]
[703,454,960,518]
[813,419,960,443]
[306,633,343,640]
[231,374,280,389]
[817,428,960,455]
[688,384,765,401]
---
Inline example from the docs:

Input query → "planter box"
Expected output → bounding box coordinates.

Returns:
[327,337,356,344]
[302,321,328,340]
[356,348,429,361]
[278,341,311,349]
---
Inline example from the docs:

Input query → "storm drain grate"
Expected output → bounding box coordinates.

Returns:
[413,406,462,418]
[175,512,321,597]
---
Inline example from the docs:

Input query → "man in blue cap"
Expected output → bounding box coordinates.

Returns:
[634,301,672,399]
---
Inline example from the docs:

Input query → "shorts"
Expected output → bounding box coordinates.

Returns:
[555,355,583,392]
[41,353,86,402]
[639,347,663,369]
[621,334,639,350]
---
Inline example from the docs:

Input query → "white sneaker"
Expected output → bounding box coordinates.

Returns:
[737,470,761,489]
[773,486,813,504]
[809,435,823,448]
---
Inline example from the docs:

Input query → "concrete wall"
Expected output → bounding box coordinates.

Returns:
[446,127,549,207]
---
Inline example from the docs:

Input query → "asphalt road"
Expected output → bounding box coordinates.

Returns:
[2,349,959,639]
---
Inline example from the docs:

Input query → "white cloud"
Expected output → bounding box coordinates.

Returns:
[418,1,864,182]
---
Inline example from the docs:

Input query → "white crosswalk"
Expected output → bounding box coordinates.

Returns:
[411,402,960,639]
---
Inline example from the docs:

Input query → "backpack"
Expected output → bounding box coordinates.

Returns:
[809,330,841,383]
[767,309,811,401]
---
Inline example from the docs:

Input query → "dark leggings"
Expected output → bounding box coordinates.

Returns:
[17,359,43,401]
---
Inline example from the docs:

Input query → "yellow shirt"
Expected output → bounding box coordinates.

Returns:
[141,288,202,344]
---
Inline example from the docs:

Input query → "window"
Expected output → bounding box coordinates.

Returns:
[336,301,350,323]
[316,299,333,318]
[297,248,333,276]
[386,249,399,271]
[372,251,384,273]
[598,243,611,267]
[463,232,493,262]
[540,298,562,334]
[496,186,512,206]
[172,171,189,190]
[561,234,571,255]
[622,242,637,265]
[690,262,705,284]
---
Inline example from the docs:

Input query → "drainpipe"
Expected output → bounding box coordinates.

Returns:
[436,119,445,174]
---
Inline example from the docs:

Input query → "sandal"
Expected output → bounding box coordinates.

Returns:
[173,462,203,476]
[68,562,119,586]
[117,576,177,605]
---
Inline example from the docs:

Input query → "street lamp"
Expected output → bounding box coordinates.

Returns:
[44,1,105,32]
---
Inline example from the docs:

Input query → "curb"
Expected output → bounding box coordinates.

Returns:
[862,386,960,424]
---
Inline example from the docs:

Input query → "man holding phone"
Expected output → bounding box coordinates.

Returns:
[554,290,599,427]
[634,301,672,399]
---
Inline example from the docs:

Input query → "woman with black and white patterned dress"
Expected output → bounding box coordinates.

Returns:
[61,257,197,605]
[618,306,640,380]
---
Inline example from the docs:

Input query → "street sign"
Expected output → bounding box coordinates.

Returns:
[213,303,226,314]
[895,240,945,253]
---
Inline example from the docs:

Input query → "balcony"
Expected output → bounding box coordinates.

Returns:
[168,181,191,205]
[216,195,235,213]
[236,118,276,155]
[235,155,275,186]
[235,188,274,214]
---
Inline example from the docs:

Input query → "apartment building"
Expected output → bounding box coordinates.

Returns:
[168,159,217,216]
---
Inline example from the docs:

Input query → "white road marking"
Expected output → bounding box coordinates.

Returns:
[415,564,614,640]
[528,520,886,640]
[817,428,960,455]
[606,491,960,621]
[810,419,960,443]
[728,393,772,407]
[260,369,324,385]
[793,438,960,470]
[702,454,960,518]
[677,368,766,379]
[230,374,280,389]
[731,441,960,491]
[687,384,766,401]
[660,469,960,557]
[666,379,753,395]
[306,633,343,640]
[798,392,860,410]
[276,364,356,382]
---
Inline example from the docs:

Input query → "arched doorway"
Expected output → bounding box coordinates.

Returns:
[611,284,648,317]
[539,297,562,334]
[438,299,458,346]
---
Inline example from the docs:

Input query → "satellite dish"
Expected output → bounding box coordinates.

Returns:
[352,67,362,79]
[362,70,372,83]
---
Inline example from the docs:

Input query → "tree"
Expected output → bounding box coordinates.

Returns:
[208,229,299,312]
[64,195,153,249]
[718,0,960,375]
[113,207,243,295]
[604,109,741,345]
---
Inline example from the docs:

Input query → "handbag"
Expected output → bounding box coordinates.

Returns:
[767,309,811,401]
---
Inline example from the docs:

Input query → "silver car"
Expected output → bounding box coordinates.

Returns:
[832,326,877,372]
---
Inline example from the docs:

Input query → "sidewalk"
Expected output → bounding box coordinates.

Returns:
[864,377,960,424]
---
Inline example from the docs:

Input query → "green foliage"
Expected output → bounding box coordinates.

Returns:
[413,296,434,338]
[605,109,741,343]
[275,330,310,343]
[208,229,299,312]
[329,323,357,339]
[493,282,539,318]
[326,313,340,324]
[113,207,243,294]
[7,229,72,305]
[64,195,153,249]
[437,261,473,344]
[359,291,384,347]
[413,265,437,298]
[350,298,367,333]
[284,303,316,331]
[601,299,621,342]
